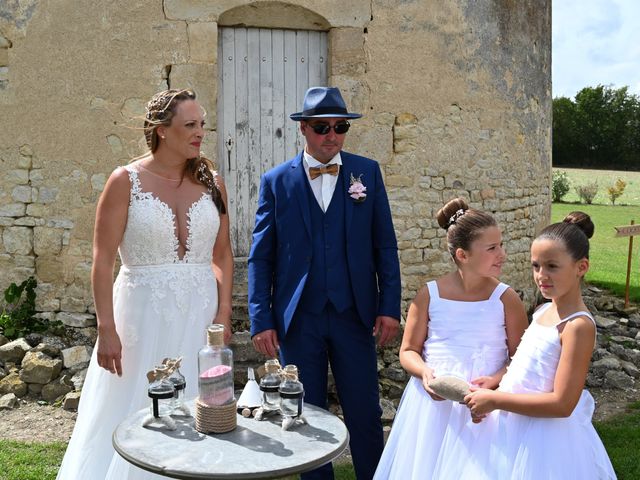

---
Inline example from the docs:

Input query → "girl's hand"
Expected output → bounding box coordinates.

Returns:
[464,388,497,416]
[97,326,123,376]
[422,365,445,401]
[470,375,500,390]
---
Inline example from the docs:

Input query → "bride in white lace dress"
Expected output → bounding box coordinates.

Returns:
[57,89,233,480]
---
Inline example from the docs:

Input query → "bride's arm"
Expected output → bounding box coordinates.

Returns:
[211,176,234,344]
[92,167,130,376]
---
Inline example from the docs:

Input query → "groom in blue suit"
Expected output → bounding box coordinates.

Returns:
[249,87,401,479]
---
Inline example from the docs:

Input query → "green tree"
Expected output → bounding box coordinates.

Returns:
[552,85,640,170]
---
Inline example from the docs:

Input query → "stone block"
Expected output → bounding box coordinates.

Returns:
[56,312,96,328]
[61,345,92,369]
[3,226,32,255]
[187,22,217,63]
[41,381,73,402]
[0,203,26,217]
[603,370,635,390]
[11,185,31,203]
[26,203,47,217]
[0,338,31,364]
[0,49,7,67]
[0,372,27,397]
[63,391,81,411]
[0,392,18,410]
[33,227,63,256]
[6,169,29,184]
[60,296,88,313]
[19,351,63,384]
[35,187,59,204]
[71,368,88,390]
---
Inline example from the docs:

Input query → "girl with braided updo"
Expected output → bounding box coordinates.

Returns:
[57,89,233,480]
[375,198,528,480]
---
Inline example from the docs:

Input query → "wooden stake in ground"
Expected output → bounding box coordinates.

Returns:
[614,220,640,308]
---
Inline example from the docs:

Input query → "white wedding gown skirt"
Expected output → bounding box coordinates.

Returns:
[57,165,221,479]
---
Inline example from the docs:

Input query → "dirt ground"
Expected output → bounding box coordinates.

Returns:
[0,386,638,444]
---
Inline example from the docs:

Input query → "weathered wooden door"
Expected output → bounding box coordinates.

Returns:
[217,27,328,257]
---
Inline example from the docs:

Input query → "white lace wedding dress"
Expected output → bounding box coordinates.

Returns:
[57,165,220,479]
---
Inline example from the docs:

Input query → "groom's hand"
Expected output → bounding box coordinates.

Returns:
[373,315,399,347]
[252,329,280,358]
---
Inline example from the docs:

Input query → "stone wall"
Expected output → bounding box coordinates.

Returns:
[1,2,550,330]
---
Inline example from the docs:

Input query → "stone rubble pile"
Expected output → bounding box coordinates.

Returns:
[1,285,637,422]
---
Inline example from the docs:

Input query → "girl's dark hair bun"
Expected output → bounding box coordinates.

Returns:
[563,211,594,239]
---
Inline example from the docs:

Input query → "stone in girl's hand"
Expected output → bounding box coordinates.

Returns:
[428,376,471,402]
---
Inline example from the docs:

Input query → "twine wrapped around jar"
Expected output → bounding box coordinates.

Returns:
[195,398,237,433]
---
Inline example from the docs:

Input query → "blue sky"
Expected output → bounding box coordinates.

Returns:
[552,0,640,98]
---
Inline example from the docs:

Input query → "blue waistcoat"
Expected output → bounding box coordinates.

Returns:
[297,172,354,314]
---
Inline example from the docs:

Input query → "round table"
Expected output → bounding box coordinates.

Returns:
[112,401,349,479]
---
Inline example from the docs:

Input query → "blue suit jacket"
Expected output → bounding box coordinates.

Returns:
[248,151,401,338]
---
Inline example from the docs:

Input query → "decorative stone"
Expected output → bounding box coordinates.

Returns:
[56,312,96,328]
[603,370,635,390]
[33,227,64,255]
[0,338,31,364]
[620,360,640,379]
[11,185,32,202]
[63,391,81,411]
[3,226,33,254]
[61,345,92,369]
[41,381,73,402]
[595,315,617,329]
[32,342,61,358]
[0,203,27,217]
[0,393,19,410]
[0,372,27,397]
[19,351,63,384]
[71,367,88,390]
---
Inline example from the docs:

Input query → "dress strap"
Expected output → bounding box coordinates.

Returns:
[426,280,440,300]
[488,282,510,301]
[556,310,596,328]
[122,165,142,199]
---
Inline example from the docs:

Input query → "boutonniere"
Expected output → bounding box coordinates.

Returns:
[348,173,367,203]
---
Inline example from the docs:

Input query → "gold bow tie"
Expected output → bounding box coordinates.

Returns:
[309,163,339,180]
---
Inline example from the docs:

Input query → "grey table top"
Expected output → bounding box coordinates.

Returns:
[112,400,349,479]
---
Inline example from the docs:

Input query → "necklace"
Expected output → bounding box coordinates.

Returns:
[139,163,182,181]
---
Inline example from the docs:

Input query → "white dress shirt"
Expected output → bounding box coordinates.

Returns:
[303,150,342,212]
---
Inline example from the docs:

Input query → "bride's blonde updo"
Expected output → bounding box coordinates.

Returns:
[143,89,226,214]
[436,198,497,260]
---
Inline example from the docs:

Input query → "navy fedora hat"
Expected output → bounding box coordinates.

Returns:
[290,86,362,121]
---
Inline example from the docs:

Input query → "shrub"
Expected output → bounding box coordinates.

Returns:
[0,277,63,340]
[552,170,571,202]
[607,178,627,205]
[575,181,599,204]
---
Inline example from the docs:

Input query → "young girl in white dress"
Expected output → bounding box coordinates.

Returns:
[460,212,616,479]
[56,89,234,479]
[373,198,529,480]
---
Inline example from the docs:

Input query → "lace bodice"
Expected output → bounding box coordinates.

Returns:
[119,166,220,266]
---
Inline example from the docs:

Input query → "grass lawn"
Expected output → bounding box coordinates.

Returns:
[594,402,640,480]
[553,167,640,206]
[552,203,640,303]
[0,441,67,480]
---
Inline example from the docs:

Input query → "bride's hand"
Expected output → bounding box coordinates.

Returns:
[97,326,123,376]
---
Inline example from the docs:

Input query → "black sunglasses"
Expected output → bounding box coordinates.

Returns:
[307,122,351,135]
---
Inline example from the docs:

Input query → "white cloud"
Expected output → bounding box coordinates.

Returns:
[552,0,640,98]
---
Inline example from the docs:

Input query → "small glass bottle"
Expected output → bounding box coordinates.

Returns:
[259,359,282,413]
[197,324,234,406]
[148,376,176,419]
[279,364,304,418]
[168,366,188,414]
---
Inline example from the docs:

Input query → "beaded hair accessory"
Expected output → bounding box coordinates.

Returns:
[448,208,466,227]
